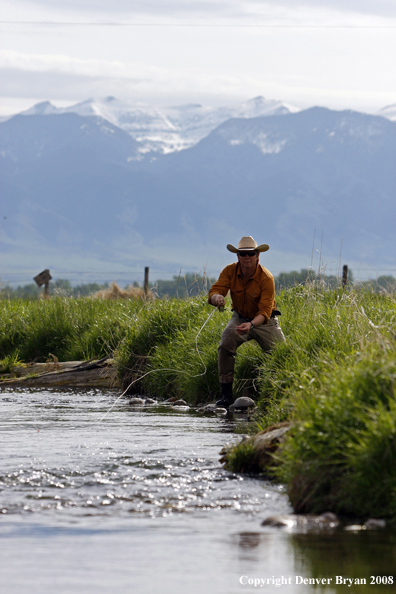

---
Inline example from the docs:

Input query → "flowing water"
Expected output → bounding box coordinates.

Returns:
[0,388,395,594]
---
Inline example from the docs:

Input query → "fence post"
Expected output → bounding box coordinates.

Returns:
[144,267,149,297]
[342,265,348,287]
[33,269,52,299]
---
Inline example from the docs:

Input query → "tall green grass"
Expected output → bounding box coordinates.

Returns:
[114,296,222,397]
[275,342,396,519]
[1,288,395,404]
[1,287,396,518]
[252,286,396,425]
[0,296,144,362]
[224,285,396,519]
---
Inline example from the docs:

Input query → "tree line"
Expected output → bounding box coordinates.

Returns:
[1,268,395,300]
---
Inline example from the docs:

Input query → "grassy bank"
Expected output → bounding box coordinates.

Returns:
[276,344,396,519]
[0,297,140,363]
[222,286,396,520]
[1,287,396,519]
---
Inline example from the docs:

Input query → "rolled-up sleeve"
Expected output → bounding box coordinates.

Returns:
[257,275,275,322]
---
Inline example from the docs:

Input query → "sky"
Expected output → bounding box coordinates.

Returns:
[0,0,395,115]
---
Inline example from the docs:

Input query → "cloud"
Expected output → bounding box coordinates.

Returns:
[1,49,394,113]
[1,0,239,21]
[0,50,136,77]
[3,0,396,20]
[245,0,396,19]
[1,0,394,115]
[0,50,249,104]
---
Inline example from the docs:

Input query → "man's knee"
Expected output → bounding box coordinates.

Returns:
[219,328,238,353]
[254,324,285,352]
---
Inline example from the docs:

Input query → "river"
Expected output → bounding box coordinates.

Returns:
[1,388,395,593]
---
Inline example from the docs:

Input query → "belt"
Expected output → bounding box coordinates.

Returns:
[234,310,281,321]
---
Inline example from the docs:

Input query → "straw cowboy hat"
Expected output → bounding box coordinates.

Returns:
[227,236,269,254]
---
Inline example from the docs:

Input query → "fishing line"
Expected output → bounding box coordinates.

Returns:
[99,306,221,421]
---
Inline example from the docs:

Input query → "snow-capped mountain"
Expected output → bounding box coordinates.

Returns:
[1,105,395,285]
[21,101,60,116]
[17,95,396,155]
[19,96,299,154]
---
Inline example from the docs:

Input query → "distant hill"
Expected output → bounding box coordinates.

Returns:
[1,105,395,285]
[149,107,395,263]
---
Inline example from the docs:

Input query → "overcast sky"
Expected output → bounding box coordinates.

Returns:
[0,0,395,114]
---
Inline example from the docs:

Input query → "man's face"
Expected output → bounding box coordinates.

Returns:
[237,251,259,275]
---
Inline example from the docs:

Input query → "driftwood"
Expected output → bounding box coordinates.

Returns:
[0,356,120,389]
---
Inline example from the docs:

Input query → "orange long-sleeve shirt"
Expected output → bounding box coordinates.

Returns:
[208,262,277,322]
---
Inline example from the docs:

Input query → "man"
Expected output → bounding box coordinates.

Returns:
[208,236,285,408]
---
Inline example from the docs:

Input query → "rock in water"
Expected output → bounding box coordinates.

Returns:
[215,407,227,415]
[173,399,188,406]
[344,518,387,531]
[344,525,365,532]
[229,397,255,411]
[197,404,218,413]
[262,512,340,531]
[128,397,145,406]
[364,518,386,530]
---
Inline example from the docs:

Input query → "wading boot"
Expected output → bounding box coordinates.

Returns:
[216,382,233,408]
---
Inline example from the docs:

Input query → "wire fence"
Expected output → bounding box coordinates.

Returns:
[2,264,396,299]
[2,266,396,285]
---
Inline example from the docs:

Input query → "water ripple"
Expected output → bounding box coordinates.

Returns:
[0,388,288,520]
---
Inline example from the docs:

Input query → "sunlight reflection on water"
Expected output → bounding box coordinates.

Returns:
[1,388,394,594]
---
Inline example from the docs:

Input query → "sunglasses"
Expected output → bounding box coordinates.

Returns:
[238,251,257,257]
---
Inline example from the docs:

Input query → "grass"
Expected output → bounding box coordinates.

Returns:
[225,285,396,519]
[114,296,218,394]
[275,343,396,519]
[0,350,22,374]
[221,439,259,474]
[1,285,396,519]
[252,286,396,422]
[0,296,145,362]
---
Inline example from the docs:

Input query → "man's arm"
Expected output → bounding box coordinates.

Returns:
[208,266,232,309]
[256,275,275,322]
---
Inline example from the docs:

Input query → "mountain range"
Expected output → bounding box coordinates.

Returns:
[1,97,395,286]
[15,95,299,155]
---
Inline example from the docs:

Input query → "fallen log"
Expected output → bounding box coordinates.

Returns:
[0,357,120,389]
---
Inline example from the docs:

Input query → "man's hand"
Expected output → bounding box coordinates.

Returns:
[211,294,225,309]
[236,322,252,335]
[236,315,264,334]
